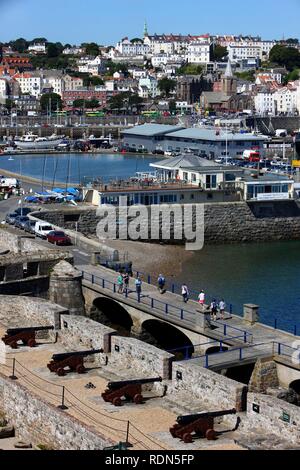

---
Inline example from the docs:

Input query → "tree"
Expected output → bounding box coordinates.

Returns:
[286,38,299,45]
[177,63,203,75]
[283,68,300,84]
[169,100,177,114]
[40,93,62,112]
[108,92,142,112]
[234,70,256,82]
[210,44,228,61]
[47,43,61,58]
[158,78,177,97]
[86,99,99,108]
[73,99,85,108]
[31,37,48,44]
[5,99,15,111]
[108,93,125,111]
[9,38,29,53]
[131,38,142,43]
[105,61,129,76]
[82,42,99,56]
[89,76,104,86]
[269,45,300,71]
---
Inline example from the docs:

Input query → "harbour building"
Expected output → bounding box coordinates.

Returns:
[121,124,267,159]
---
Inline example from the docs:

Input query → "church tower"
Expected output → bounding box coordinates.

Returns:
[222,59,237,96]
[143,20,149,38]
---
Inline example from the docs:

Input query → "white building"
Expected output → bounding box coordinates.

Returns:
[274,86,297,114]
[63,47,85,55]
[116,38,150,56]
[28,43,46,54]
[0,78,8,103]
[186,41,210,64]
[129,68,148,80]
[63,75,84,91]
[14,73,42,98]
[138,77,159,98]
[41,71,64,96]
[228,45,262,61]
[296,81,300,113]
[254,89,275,115]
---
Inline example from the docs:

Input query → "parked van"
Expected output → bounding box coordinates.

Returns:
[34,221,54,239]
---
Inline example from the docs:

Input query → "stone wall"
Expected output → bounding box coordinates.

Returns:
[110,336,174,380]
[0,295,68,330]
[60,315,116,361]
[249,358,279,393]
[35,201,300,245]
[170,361,247,412]
[0,374,113,450]
[0,228,47,254]
[246,392,300,444]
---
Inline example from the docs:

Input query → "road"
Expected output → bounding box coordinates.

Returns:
[0,191,91,265]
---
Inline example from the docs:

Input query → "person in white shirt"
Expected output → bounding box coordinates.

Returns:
[198,290,205,309]
[181,284,189,303]
[219,299,226,320]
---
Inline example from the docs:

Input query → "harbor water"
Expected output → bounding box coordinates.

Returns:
[0,152,299,333]
[0,152,158,184]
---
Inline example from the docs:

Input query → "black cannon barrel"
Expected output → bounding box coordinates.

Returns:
[52,349,103,362]
[108,377,162,390]
[177,408,237,426]
[7,326,55,335]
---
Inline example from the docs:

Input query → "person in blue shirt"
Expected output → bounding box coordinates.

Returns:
[157,274,166,294]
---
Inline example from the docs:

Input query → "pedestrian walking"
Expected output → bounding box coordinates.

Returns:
[157,274,166,294]
[198,290,205,309]
[181,284,189,303]
[135,276,142,297]
[219,299,226,320]
[123,272,130,290]
[210,299,218,321]
[117,272,124,294]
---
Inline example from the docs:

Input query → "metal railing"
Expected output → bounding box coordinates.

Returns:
[81,269,252,342]
[181,341,300,368]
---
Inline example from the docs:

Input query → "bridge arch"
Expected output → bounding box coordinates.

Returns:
[91,297,133,336]
[290,380,300,394]
[140,319,194,359]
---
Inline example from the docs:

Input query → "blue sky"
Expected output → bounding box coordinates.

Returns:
[0,0,299,45]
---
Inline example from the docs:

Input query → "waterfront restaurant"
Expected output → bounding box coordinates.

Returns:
[83,155,243,207]
[122,124,268,159]
[235,173,294,201]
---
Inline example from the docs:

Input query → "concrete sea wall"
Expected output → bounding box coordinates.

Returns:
[37,200,300,245]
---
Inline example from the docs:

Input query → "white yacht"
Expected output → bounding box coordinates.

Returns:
[14,132,64,149]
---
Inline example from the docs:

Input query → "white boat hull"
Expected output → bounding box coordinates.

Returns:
[15,139,64,149]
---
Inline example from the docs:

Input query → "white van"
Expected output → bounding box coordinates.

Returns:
[34,222,54,239]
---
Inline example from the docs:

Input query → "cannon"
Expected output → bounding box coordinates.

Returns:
[47,349,103,376]
[2,326,54,349]
[102,377,162,407]
[170,408,237,443]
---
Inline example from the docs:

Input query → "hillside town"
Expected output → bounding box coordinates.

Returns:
[0,26,300,117]
[1,0,300,458]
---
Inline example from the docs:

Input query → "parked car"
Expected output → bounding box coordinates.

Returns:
[15,216,30,230]
[46,230,71,246]
[15,207,32,216]
[34,222,54,239]
[24,220,36,234]
[5,212,18,225]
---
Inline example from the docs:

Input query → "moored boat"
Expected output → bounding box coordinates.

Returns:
[14,132,65,150]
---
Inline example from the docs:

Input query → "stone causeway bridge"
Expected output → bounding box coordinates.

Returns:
[79,264,300,376]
